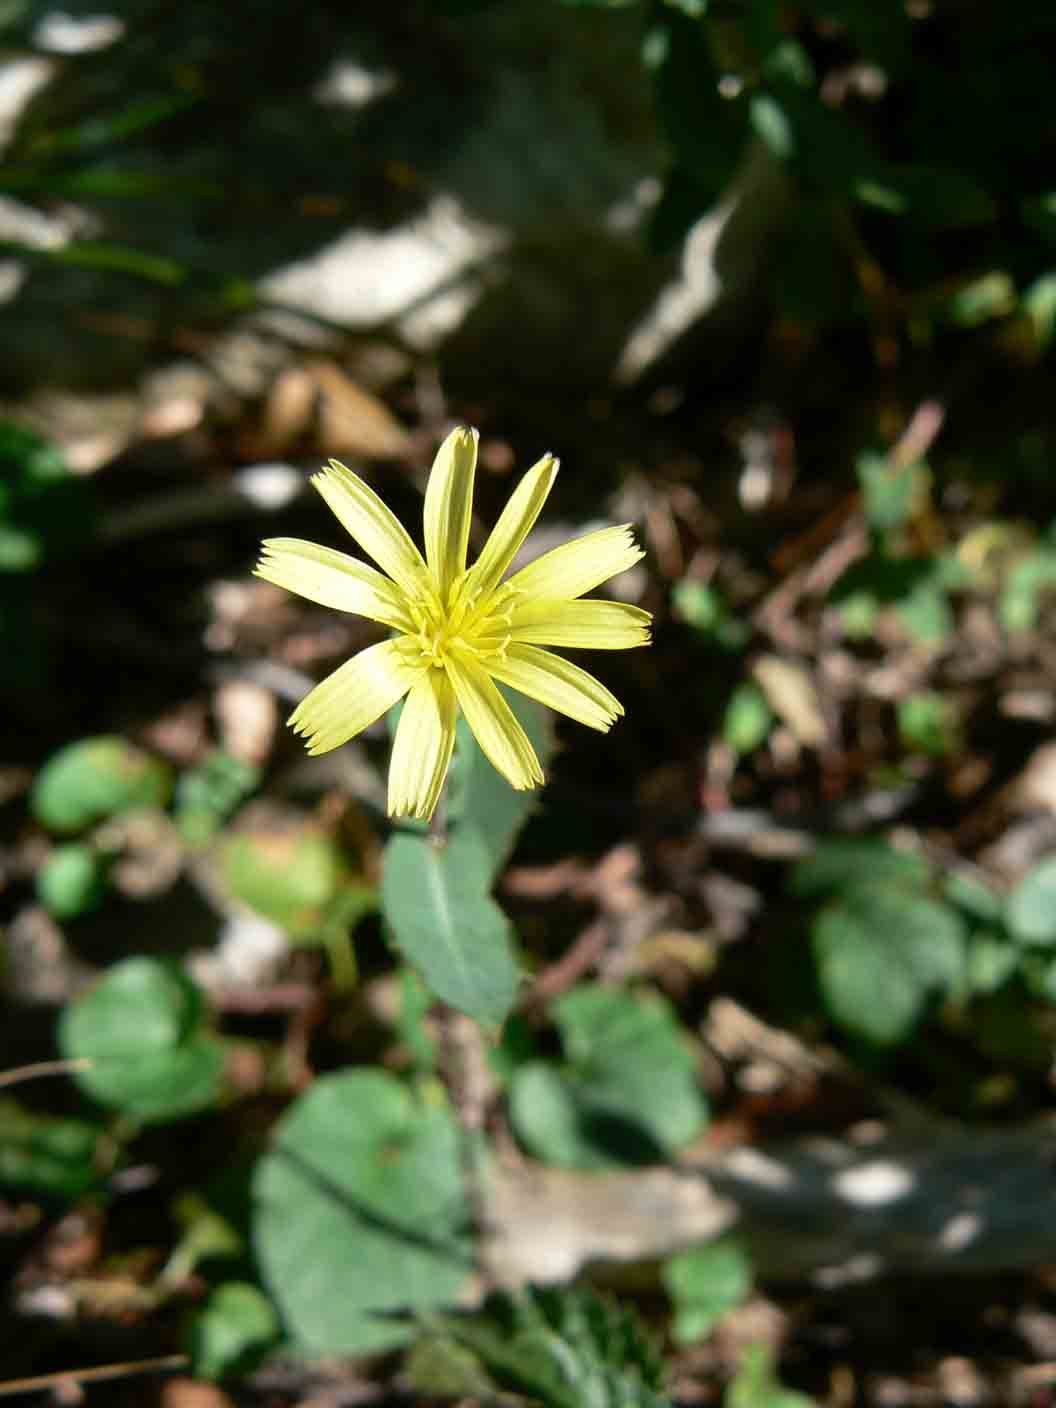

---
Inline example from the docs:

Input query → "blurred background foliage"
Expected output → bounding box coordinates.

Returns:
[5,1,1056,1404]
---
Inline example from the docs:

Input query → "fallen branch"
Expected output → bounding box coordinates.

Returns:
[483,1122,1056,1288]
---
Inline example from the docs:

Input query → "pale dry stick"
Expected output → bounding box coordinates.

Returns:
[753,397,948,648]
[0,1355,188,1399]
[0,1058,91,1090]
[527,918,609,1006]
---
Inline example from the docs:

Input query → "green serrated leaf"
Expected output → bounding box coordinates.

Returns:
[59,958,224,1122]
[812,885,965,1044]
[254,1071,470,1355]
[509,984,707,1168]
[175,750,259,847]
[383,828,520,1026]
[0,1100,102,1199]
[434,1286,670,1408]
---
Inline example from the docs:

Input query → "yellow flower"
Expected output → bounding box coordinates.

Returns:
[255,427,651,819]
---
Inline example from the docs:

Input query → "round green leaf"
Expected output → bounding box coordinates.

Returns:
[59,958,223,1122]
[812,885,965,1045]
[221,826,347,939]
[509,985,708,1169]
[36,842,108,919]
[791,839,930,899]
[1006,858,1056,947]
[253,1070,471,1355]
[32,736,172,834]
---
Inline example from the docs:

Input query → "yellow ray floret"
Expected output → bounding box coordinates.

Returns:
[254,425,652,818]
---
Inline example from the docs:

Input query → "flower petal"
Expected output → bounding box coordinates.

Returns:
[485,643,623,733]
[423,426,478,601]
[505,524,644,601]
[388,670,457,819]
[312,460,428,597]
[506,599,652,650]
[446,650,544,791]
[255,538,412,629]
[289,639,424,756]
[463,453,558,601]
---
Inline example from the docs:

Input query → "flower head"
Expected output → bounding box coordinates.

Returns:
[255,427,651,819]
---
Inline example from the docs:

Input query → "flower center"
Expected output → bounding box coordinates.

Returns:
[407,579,514,670]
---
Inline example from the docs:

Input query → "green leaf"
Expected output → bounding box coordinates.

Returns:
[947,271,1017,327]
[383,828,520,1026]
[829,552,960,647]
[220,825,365,941]
[791,839,931,899]
[36,843,108,919]
[447,687,553,879]
[672,581,750,649]
[647,9,742,190]
[0,1100,101,1199]
[726,1344,815,1408]
[750,95,794,160]
[253,1070,471,1355]
[1022,192,1056,247]
[59,958,224,1122]
[1021,273,1056,349]
[0,424,96,571]
[965,932,1019,996]
[812,885,965,1045]
[857,165,996,230]
[509,984,708,1168]
[943,870,1005,925]
[897,691,958,758]
[663,1239,753,1344]
[1006,858,1056,947]
[431,1286,670,1408]
[723,683,773,755]
[31,736,172,834]
[175,750,259,847]
[399,968,438,1072]
[895,581,953,645]
[186,1282,280,1381]
[856,452,923,536]
[999,549,1056,633]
